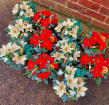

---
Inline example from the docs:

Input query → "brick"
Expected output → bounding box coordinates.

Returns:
[86,9,106,21]
[57,4,75,16]
[52,0,67,5]
[100,6,109,16]
[74,13,92,23]
[92,20,109,31]
[105,18,109,24]
[71,0,78,2]
[79,0,100,11]
[92,0,109,8]
[74,12,92,23]
[40,0,56,8]
[67,1,87,14]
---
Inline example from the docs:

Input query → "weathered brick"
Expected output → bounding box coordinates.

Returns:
[52,0,67,5]
[100,6,109,16]
[92,20,109,31]
[40,0,57,8]
[57,4,75,16]
[105,18,109,24]
[67,1,87,14]
[74,12,92,23]
[92,0,109,8]
[86,9,106,21]
[79,0,100,11]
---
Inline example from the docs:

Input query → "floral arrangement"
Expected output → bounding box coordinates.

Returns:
[0,1,109,102]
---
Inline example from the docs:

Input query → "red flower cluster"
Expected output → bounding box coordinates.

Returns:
[27,54,58,75]
[33,10,57,28]
[82,32,109,51]
[79,54,109,79]
[29,29,57,50]
[37,72,51,81]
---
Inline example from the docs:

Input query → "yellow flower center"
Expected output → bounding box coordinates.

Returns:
[70,31,74,34]
[67,23,69,27]
[60,86,63,90]
[57,54,61,58]
[78,87,81,92]
[69,79,72,83]
[64,47,68,51]
[13,30,17,34]
[27,13,30,16]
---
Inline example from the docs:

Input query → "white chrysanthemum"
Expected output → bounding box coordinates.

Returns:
[55,22,63,32]
[25,9,34,17]
[26,24,33,32]
[65,74,78,90]
[52,52,65,61]
[62,19,75,28]
[58,39,68,45]
[60,43,74,53]
[69,26,79,38]
[8,26,20,38]
[12,53,27,65]
[12,4,19,14]
[53,80,66,97]
[66,66,77,76]
[73,49,81,61]
[0,44,10,57]
[77,82,88,98]
[15,19,26,32]
[20,1,29,10]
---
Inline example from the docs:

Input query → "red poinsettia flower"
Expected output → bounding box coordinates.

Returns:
[98,41,106,51]
[82,38,93,48]
[104,58,109,69]
[91,67,103,79]
[37,72,51,81]
[27,59,37,71]
[41,39,54,50]
[40,18,51,28]
[35,55,47,70]
[52,14,58,24]
[33,12,41,22]
[30,34,39,47]
[41,10,52,17]
[79,54,92,68]
[39,29,52,41]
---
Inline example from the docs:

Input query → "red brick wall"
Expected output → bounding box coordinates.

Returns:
[33,0,109,31]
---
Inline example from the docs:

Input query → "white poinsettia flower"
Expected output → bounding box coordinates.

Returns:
[20,1,29,10]
[65,74,78,90]
[53,80,66,97]
[62,19,75,28]
[19,40,27,47]
[24,33,28,37]
[8,26,20,38]
[2,57,8,62]
[60,43,74,53]
[12,53,27,65]
[66,66,77,76]
[64,30,68,35]
[69,57,73,61]
[25,9,34,17]
[73,49,81,61]
[26,24,33,32]
[56,43,60,46]
[69,90,76,96]
[55,22,63,32]
[12,4,19,14]
[69,26,79,38]
[52,52,65,61]
[15,19,26,32]
[0,44,10,57]
[77,82,88,98]
[8,43,21,53]
[8,24,12,30]
[58,39,68,45]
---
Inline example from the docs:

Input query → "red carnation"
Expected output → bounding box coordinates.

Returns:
[37,72,51,81]
[40,18,51,28]
[91,67,103,79]
[30,34,39,47]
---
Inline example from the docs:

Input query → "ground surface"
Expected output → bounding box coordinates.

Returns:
[0,0,109,105]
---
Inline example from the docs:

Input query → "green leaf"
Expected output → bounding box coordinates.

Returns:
[23,70,32,75]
